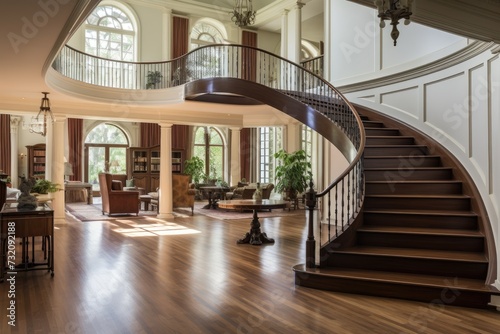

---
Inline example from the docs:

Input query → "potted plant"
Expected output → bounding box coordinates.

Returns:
[273,149,312,202]
[31,179,62,194]
[183,156,205,185]
[146,70,163,89]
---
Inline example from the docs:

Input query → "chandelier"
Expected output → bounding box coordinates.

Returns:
[375,0,414,46]
[30,92,54,137]
[230,0,256,27]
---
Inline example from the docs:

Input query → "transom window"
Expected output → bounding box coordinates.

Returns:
[190,22,225,49]
[85,5,135,61]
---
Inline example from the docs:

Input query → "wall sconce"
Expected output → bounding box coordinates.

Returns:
[29,92,54,136]
[18,153,25,160]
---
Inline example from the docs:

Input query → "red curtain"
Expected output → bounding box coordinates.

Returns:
[172,16,189,58]
[0,115,11,175]
[240,128,251,182]
[242,30,257,81]
[140,123,187,150]
[67,118,83,181]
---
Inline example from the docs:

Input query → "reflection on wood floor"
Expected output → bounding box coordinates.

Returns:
[1,211,499,333]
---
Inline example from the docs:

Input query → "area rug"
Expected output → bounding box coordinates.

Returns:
[65,202,158,222]
[175,201,305,220]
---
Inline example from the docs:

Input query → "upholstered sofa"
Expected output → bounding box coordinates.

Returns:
[149,173,196,215]
[227,183,274,200]
[99,173,140,216]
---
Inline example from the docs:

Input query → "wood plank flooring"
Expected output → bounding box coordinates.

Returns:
[1,209,499,333]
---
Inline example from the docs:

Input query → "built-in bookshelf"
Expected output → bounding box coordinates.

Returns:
[27,143,46,178]
[128,146,183,193]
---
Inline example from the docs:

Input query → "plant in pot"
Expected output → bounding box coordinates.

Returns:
[146,70,163,89]
[31,179,62,194]
[183,156,206,185]
[273,149,312,205]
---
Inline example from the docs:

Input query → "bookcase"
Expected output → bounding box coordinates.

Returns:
[129,146,183,193]
[26,143,46,178]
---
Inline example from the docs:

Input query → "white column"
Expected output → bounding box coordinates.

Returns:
[286,2,304,63]
[157,122,174,219]
[9,117,21,188]
[51,116,67,225]
[280,9,289,58]
[286,122,301,153]
[163,8,172,60]
[323,0,332,82]
[230,127,241,185]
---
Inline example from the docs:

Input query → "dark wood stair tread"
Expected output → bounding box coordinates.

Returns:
[366,180,462,185]
[330,246,487,262]
[364,208,477,216]
[364,154,440,159]
[293,265,499,293]
[357,225,482,237]
[365,194,471,200]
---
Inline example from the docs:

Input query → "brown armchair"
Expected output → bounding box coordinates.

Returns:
[150,174,196,215]
[99,173,140,216]
[172,174,196,214]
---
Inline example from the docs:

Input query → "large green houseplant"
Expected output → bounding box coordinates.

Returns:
[274,149,312,201]
[183,156,206,184]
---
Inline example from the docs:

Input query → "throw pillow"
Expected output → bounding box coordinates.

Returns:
[126,179,135,187]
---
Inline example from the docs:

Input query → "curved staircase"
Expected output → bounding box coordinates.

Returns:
[294,105,499,309]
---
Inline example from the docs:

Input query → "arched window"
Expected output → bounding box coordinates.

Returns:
[84,123,129,189]
[85,4,135,61]
[190,20,226,50]
[193,126,224,181]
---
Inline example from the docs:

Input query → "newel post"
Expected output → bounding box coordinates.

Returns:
[305,179,317,268]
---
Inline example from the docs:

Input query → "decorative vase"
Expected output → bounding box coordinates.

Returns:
[252,182,262,200]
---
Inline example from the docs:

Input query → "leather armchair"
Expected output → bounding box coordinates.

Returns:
[99,173,140,216]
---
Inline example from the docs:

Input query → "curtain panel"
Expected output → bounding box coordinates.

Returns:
[241,30,257,82]
[68,118,83,181]
[0,115,11,175]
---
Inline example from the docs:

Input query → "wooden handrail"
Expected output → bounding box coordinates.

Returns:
[52,44,366,267]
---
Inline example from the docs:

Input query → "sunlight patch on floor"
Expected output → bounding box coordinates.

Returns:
[111,219,201,237]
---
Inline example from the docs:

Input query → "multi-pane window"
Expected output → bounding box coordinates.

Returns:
[190,22,225,50]
[84,5,136,88]
[85,5,135,61]
[301,124,313,160]
[259,127,282,184]
[193,126,224,181]
[84,123,129,189]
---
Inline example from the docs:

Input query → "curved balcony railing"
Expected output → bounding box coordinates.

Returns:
[52,44,365,267]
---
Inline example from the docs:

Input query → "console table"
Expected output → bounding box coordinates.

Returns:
[65,182,93,204]
[0,202,54,282]
[217,199,288,245]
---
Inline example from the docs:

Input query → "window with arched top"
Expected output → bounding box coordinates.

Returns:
[84,123,129,189]
[193,126,225,181]
[85,4,135,61]
[190,20,226,50]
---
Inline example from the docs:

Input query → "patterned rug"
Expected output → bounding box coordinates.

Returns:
[65,202,158,222]
[66,200,305,221]
[175,201,305,220]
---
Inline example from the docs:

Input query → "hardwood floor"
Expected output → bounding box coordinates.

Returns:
[1,210,499,333]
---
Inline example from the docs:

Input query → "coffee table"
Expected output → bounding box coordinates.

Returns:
[199,186,230,209]
[217,199,288,245]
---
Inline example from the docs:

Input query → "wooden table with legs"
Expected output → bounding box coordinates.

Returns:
[0,202,55,282]
[217,199,288,245]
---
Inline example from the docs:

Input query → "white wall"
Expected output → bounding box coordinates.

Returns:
[324,0,500,293]
[327,0,466,84]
